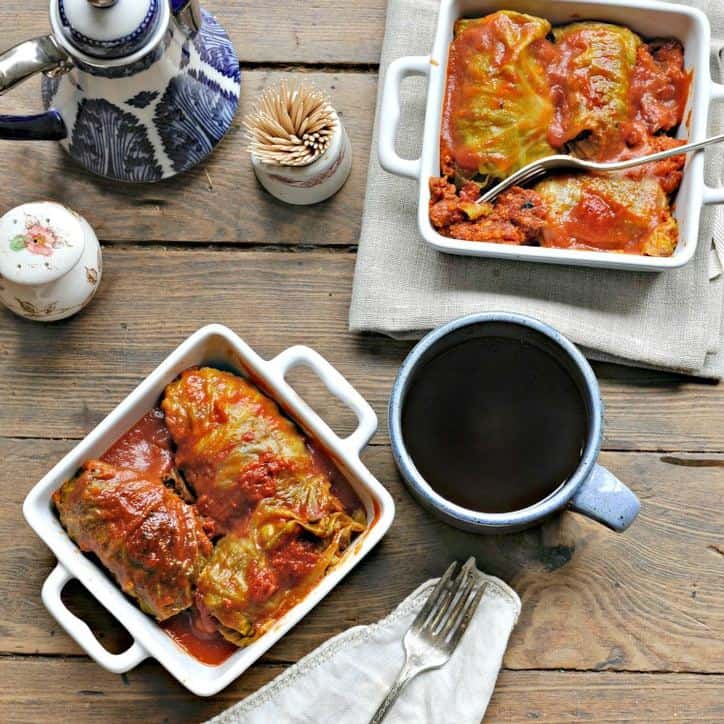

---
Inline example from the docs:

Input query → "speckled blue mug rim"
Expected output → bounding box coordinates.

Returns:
[388,312,604,530]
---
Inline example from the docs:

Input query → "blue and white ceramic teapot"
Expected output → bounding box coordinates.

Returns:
[0,0,240,182]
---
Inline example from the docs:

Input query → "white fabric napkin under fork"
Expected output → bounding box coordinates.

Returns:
[206,571,520,724]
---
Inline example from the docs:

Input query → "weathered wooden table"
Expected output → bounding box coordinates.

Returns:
[0,3,722,722]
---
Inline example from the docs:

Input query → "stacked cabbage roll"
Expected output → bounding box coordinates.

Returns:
[162,367,365,645]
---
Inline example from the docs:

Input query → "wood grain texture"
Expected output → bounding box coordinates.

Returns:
[0,248,721,450]
[3,438,722,673]
[0,2,387,65]
[1,2,723,719]
[0,71,377,245]
[0,659,720,723]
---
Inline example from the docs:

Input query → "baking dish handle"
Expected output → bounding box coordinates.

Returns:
[378,55,430,179]
[703,81,724,204]
[42,563,148,674]
[268,346,378,457]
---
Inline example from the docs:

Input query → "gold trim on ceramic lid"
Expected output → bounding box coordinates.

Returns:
[0,201,85,286]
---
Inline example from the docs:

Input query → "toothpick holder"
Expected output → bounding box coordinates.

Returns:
[251,111,353,206]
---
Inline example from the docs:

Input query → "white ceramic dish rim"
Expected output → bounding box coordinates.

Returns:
[22,324,395,697]
[378,0,724,271]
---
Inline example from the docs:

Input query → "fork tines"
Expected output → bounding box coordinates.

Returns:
[414,557,487,648]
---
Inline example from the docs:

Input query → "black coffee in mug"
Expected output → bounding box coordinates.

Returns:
[401,333,588,514]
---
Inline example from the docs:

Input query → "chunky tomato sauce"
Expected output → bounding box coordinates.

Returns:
[541,188,655,252]
[431,13,692,256]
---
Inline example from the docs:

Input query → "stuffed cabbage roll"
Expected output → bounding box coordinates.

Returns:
[543,22,641,155]
[432,11,689,256]
[197,499,365,645]
[441,11,555,186]
[535,174,678,255]
[162,367,359,533]
[54,461,212,621]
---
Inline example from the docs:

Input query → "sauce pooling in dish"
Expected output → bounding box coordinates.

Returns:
[101,408,175,481]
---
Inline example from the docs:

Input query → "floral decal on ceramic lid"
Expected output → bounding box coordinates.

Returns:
[0,202,85,286]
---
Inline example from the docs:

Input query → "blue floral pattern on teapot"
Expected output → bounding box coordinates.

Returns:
[0,1,240,183]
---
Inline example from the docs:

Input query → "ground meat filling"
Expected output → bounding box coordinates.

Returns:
[430,179,548,245]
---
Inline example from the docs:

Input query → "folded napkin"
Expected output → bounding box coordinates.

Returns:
[207,572,520,724]
[350,0,724,378]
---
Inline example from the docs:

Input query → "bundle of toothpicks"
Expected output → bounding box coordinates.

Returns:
[244,80,338,167]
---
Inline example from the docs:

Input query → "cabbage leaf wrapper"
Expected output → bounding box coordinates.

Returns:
[197,499,366,645]
[53,460,212,621]
[441,11,555,187]
[545,22,641,156]
[535,174,678,256]
[162,367,350,534]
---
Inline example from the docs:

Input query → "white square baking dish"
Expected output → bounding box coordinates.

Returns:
[378,0,724,271]
[23,324,395,697]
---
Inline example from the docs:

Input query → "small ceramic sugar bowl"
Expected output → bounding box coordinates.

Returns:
[0,201,102,322]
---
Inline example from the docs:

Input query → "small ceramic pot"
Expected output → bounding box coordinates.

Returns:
[251,111,353,205]
[0,201,102,322]
[389,312,641,535]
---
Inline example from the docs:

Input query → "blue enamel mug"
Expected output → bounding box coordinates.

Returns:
[389,312,641,535]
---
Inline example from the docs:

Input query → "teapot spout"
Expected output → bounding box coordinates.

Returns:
[172,0,202,34]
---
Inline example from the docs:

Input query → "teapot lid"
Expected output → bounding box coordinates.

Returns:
[0,202,85,286]
[55,0,163,59]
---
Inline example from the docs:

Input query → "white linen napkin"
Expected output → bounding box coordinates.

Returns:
[206,571,520,724]
[349,0,724,378]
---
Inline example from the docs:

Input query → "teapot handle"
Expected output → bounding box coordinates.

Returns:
[0,35,70,141]
[172,0,203,34]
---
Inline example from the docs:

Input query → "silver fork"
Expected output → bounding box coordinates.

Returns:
[369,557,487,724]
[475,130,724,204]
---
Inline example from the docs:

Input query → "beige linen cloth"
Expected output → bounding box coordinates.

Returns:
[350,0,724,378]
[206,572,520,724]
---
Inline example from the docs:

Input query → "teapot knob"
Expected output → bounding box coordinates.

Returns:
[86,0,118,6]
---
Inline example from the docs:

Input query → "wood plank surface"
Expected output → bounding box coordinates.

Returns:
[0,248,721,450]
[1,2,386,66]
[3,438,722,673]
[0,659,720,723]
[0,71,377,245]
[1,2,722,721]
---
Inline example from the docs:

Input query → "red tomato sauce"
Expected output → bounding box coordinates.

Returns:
[101,402,366,666]
[308,440,365,515]
[101,408,174,482]
[432,15,692,255]
[269,536,323,589]
[161,608,238,666]
[542,188,653,252]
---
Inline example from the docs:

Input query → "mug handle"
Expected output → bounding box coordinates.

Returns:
[0,36,70,140]
[569,464,640,532]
